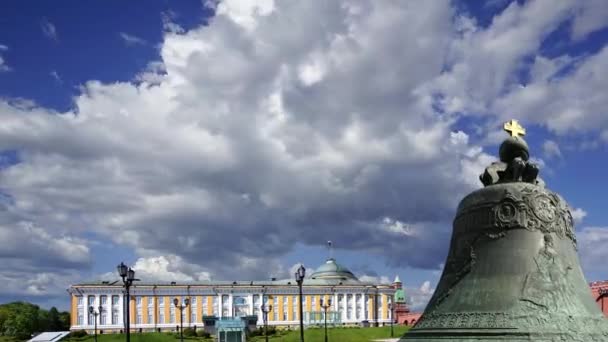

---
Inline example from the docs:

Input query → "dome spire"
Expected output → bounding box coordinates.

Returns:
[327,240,333,260]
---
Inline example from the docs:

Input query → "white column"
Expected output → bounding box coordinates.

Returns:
[118,294,124,328]
[248,294,254,316]
[351,293,356,322]
[342,294,347,322]
[228,294,234,317]
[218,294,222,318]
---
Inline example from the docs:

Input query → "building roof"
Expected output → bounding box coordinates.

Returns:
[394,275,401,283]
[28,332,70,342]
[309,258,358,282]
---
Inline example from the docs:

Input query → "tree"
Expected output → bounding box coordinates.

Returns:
[47,307,62,331]
[59,311,71,331]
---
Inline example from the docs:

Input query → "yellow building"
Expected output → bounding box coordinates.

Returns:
[67,257,396,332]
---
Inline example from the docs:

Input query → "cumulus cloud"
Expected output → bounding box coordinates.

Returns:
[577,227,608,276]
[1,0,608,306]
[405,281,435,311]
[571,207,587,225]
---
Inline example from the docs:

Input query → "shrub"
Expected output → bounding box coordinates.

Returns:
[197,330,211,338]
[68,330,88,338]
[183,327,197,337]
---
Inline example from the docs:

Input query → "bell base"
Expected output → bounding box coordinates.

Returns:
[400,328,608,342]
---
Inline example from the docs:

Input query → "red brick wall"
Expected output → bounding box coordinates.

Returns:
[590,281,608,316]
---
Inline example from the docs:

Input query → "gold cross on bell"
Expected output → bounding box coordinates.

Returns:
[503,119,526,137]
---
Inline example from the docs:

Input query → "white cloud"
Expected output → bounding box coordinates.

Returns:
[571,207,587,225]
[41,18,58,41]
[100,255,211,282]
[215,0,275,31]
[1,0,607,304]
[571,0,608,41]
[0,56,9,72]
[50,70,62,83]
[542,140,562,159]
[119,32,147,46]
[405,280,435,311]
[577,227,608,277]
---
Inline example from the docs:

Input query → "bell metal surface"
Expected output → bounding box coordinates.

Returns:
[402,120,608,341]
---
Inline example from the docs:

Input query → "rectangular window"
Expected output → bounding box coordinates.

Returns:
[273,310,278,321]
[159,312,165,324]
[136,296,142,306]
[159,297,165,306]
[147,308,153,323]
[191,296,197,306]
[222,295,230,317]
[100,295,107,305]
[112,310,118,325]
[100,312,107,325]
[282,310,287,321]
[364,296,369,320]
[191,312,197,323]
[346,294,353,320]
[170,312,175,324]
[77,297,83,306]
[112,295,119,305]
[77,314,83,325]
[292,296,298,320]
[213,296,219,315]
[88,295,95,306]
[136,313,142,324]
[148,296,154,307]
[202,297,208,314]
[311,296,316,308]
[88,313,95,324]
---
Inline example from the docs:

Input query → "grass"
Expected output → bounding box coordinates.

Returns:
[8,326,410,342]
[251,326,410,341]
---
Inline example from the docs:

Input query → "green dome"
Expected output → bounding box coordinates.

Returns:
[310,258,358,281]
[394,288,406,303]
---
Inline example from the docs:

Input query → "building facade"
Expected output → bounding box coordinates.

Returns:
[68,258,398,333]
[590,280,608,317]
[392,276,421,326]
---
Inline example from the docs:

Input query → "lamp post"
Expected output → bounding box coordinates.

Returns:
[117,262,138,342]
[260,301,272,342]
[88,305,102,342]
[295,264,306,342]
[320,298,332,342]
[174,297,190,342]
[388,303,394,337]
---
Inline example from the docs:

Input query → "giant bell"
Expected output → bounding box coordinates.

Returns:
[402,120,608,341]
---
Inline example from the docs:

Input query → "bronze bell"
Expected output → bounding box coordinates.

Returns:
[402,120,608,341]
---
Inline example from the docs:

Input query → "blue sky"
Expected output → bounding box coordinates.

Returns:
[0,0,608,311]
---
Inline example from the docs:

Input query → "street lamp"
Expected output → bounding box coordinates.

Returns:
[88,305,102,342]
[260,301,272,342]
[388,303,394,337]
[174,297,190,342]
[320,298,332,342]
[117,262,139,342]
[295,264,306,342]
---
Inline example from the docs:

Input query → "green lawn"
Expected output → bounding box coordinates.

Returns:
[8,326,409,342]
[251,326,409,341]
